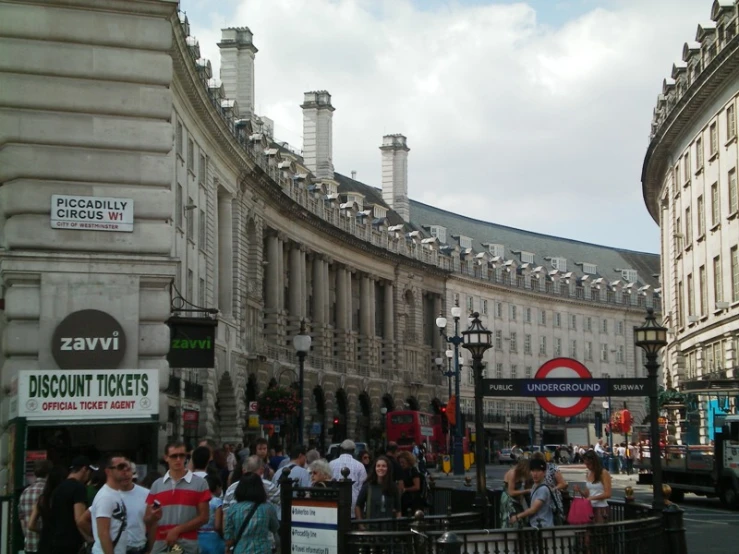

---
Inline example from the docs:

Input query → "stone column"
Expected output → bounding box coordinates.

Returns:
[218,194,233,316]
[323,259,331,326]
[289,243,302,321]
[265,233,280,310]
[369,277,377,338]
[383,281,395,372]
[277,235,285,311]
[360,275,371,337]
[313,256,325,324]
[336,266,348,330]
[300,248,308,319]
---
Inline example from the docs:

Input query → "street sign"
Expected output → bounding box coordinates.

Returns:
[535,358,593,417]
[482,378,656,398]
[249,401,258,412]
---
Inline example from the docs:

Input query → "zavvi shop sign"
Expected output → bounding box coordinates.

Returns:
[167,316,218,369]
[52,309,127,370]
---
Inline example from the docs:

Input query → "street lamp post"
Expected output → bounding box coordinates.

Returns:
[293,319,312,446]
[634,307,668,511]
[437,350,457,457]
[461,312,493,518]
[436,305,465,476]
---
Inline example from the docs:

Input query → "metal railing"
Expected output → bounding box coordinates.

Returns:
[1,495,14,554]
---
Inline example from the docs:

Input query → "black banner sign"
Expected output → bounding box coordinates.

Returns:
[482,378,656,397]
[167,317,218,369]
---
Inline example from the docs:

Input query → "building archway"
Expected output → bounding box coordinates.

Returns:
[313,385,327,451]
[406,396,420,411]
[334,389,348,443]
[357,392,371,444]
[382,393,395,412]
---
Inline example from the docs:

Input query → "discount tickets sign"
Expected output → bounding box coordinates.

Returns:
[18,369,158,420]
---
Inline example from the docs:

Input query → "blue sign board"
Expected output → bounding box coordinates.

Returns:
[483,378,655,397]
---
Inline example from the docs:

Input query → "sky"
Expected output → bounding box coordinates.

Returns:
[179,0,712,253]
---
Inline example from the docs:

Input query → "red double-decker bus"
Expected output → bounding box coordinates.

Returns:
[386,410,446,462]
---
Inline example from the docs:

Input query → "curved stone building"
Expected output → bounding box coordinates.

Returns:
[0,0,660,487]
[642,0,739,443]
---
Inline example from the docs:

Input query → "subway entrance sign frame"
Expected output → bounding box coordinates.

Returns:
[483,378,657,398]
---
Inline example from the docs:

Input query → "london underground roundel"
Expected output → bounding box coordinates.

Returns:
[535,357,593,417]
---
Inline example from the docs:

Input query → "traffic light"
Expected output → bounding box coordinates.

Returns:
[595,411,603,438]
[440,404,448,434]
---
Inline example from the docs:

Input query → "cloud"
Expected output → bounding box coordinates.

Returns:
[183,0,709,251]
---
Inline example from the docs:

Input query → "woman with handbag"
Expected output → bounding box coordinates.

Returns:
[500,458,531,528]
[224,474,279,554]
[573,451,612,523]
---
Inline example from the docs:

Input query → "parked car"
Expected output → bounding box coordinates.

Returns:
[497,448,516,464]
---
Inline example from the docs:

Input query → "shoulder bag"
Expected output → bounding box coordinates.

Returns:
[231,502,260,550]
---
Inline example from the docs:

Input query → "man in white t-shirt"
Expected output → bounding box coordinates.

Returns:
[118,459,150,554]
[90,454,129,554]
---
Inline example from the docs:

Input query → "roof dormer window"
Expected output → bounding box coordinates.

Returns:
[487,244,505,258]
[459,235,473,249]
[429,225,447,244]
[621,269,638,283]
[548,257,567,272]
[582,262,597,275]
[346,193,364,211]
[372,205,388,219]
[520,251,534,264]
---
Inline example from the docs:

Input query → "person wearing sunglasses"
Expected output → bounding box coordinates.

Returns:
[87,454,130,554]
[145,441,211,554]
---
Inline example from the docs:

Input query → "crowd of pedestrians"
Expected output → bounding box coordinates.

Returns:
[16,438,432,554]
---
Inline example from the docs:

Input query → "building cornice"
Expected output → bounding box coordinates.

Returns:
[642,32,739,221]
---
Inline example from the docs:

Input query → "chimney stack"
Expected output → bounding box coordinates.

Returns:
[301,91,335,180]
[381,134,410,221]
[218,27,258,118]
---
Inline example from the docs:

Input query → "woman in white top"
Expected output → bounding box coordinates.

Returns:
[573,450,612,523]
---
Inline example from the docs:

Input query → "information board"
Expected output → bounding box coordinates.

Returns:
[291,499,338,554]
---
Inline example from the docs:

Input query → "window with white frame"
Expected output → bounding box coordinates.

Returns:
[585,342,593,360]
[539,310,546,325]
[732,246,739,302]
[430,225,447,243]
[525,366,532,378]
[467,296,474,312]
[521,251,534,263]
[714,256,723,303]
[700,265,707,316]
[616,321,624,335]
[601,319,608,333]
[510,332,518,352]
[711,182,720,226]
[176,121,183,157]
[582,263,597,274]
[554,337,562,356]
[176,184,183,228]
[539,336,547,355]
[621,269,638,283]
[616,345,624,363]
[696,136,704,170]
[459,235,473,249]
[525,307,532,323]
[187,139,194,171]
[495,330,503,350]
[488,244,505,257]
[186,197,194,239]
[550,257,567,271]
[728,103,736,139]
[496,302,503,318]
[729,168,738,215]
[569,339,577,357]
[554,313,561,327]
[511,365,518,379]
[697,195,705,237]
[586,317,592,332]
[710,121,718,156]
[198,277,206,307]
[524,334,532,354]
[600,344,609,362]
[496,363,503,379]
[570,314,576,330]
[510,305,517,321]
[683,152,691,183]
[198,154,206,184]
[481,299,488,315]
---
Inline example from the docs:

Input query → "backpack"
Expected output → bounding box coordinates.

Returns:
[532,484,564,526]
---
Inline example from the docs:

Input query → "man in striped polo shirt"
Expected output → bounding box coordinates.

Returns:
[146,441,210,554]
